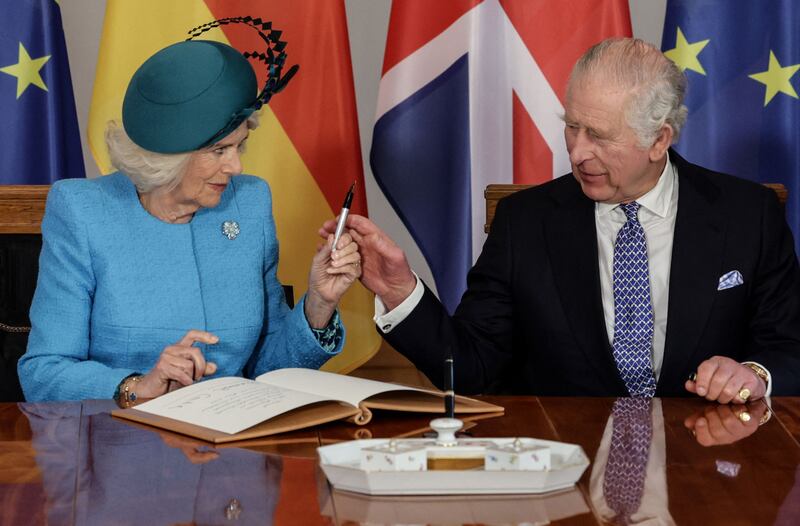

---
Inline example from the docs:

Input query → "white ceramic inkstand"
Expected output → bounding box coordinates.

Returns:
[318,356,588,494]
[319,415,588,495]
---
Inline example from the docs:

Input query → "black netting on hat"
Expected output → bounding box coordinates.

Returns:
[187,16,299,108]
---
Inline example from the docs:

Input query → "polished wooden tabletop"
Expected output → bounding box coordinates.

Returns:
[0,397,798,525]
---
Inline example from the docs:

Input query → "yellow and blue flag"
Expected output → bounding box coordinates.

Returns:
[0,0,84,184]
[663,0,800,256]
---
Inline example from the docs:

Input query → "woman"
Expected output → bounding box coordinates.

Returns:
[18,35,361,403]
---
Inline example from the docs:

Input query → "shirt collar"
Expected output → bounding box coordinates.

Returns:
[596,152,675,218]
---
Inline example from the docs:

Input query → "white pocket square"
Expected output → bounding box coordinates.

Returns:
[718,270,744,291]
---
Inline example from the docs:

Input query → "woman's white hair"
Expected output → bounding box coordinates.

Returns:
[105,113,261,193]
[568,38,688,147]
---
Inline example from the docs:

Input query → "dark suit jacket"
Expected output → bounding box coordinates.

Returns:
[385,151,800,396]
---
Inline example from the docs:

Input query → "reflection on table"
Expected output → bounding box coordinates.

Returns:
[320,486,589,524]
[0,396,798,525]
[20,401,282,525]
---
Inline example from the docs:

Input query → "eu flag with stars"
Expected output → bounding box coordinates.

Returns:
[0,0,84,184]
[662,0,800,257]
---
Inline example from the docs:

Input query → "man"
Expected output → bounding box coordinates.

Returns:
[326,38,800,402]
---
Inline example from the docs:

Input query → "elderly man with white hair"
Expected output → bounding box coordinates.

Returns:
[324,37,800,401]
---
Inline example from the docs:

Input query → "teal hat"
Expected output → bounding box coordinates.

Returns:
[123,40,255,153]
[123,18,298,154]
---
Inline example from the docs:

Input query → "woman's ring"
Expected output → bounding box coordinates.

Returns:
[738,387,751,401]
[737,410,751,423]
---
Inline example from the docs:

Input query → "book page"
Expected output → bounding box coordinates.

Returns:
[132,377,331,435]
[255,368,427,407]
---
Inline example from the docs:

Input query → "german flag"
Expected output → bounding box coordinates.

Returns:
[88,0,379,372]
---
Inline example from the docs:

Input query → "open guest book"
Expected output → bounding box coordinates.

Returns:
[112,368,504,444]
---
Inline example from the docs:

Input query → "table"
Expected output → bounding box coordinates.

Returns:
[1,397,798,525]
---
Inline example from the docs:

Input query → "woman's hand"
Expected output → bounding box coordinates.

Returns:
[136,330,219,398]
[305,232,362,328]
[158,430,220,465]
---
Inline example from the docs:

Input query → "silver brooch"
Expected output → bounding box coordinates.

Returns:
[222,221,240,240]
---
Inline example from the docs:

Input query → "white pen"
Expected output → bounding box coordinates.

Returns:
[332,182,355,252]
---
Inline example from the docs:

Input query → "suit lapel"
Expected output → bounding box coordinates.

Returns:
[658,153,726,394]
[544,181,628,394]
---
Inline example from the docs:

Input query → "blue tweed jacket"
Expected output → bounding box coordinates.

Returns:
[19,173,343,401]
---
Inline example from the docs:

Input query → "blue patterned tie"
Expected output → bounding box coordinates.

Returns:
[612,202,657,398]
[603,397,653,524]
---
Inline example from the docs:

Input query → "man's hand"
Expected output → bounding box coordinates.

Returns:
[684,402,768,446]
[320,214,416,310]
[685,356,766,404]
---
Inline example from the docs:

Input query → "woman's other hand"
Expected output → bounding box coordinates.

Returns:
[137,330,219,398]
[158,430,220,465]
[305,232,361,328]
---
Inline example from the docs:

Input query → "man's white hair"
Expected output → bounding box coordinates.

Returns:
[105,114,260,193]
[568,37,688,147]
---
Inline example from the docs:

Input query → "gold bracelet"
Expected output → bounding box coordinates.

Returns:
[743,362,769,390]
[121,375,143,408]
